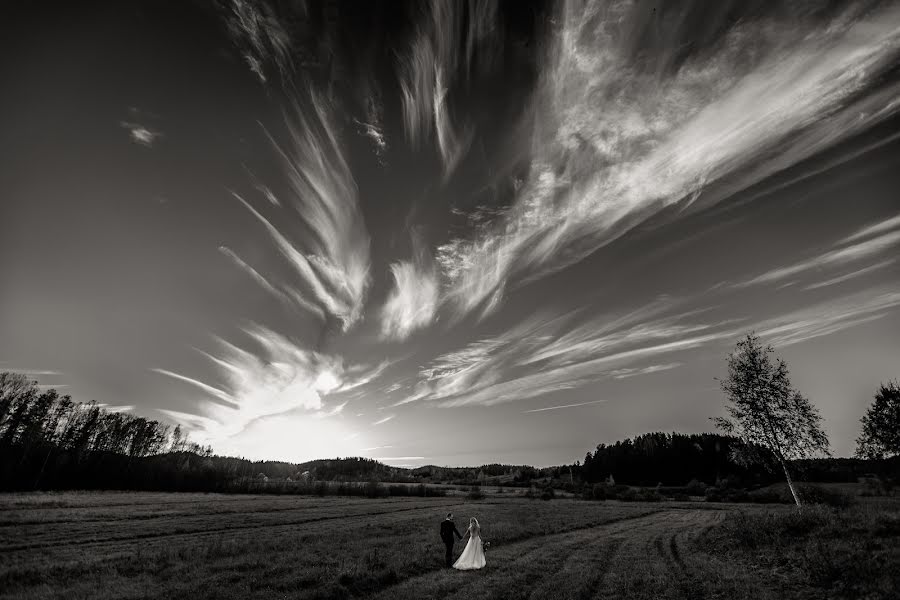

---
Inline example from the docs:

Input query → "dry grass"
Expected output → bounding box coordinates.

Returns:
[0,492,896,599]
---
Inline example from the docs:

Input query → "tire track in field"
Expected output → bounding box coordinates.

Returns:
[0,501,461,557]
[461,511,690,600]
[0,496,446,527]
[366,509,669,600]
[590,508,721,599]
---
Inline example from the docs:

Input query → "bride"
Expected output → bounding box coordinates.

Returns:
[453,517,486,570]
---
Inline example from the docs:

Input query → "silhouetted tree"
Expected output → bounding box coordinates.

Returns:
[856,381,900,459]
[716,334,830,507]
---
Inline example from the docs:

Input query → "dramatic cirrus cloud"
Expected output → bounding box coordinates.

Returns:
[230,95,371,331]
[739,230,900,287]
[155,324,385,452]
[754,286,900,348]
[805,260,895,290]
[380,234,440,340]
[397,1,498,177]
[398,275,900,409]
[609,363,683,380]
[840,213,900,244]
[437,2,900,320]
[221,0,370,329]
[222,0,292,84]
[398,300,731,408]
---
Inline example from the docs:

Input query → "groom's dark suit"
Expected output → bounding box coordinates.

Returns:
[440,518,463,567]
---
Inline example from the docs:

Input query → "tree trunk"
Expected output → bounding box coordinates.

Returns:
[780,458,801,508]
[33,446,54,489]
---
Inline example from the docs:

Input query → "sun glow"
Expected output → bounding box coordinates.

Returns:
[208,410,368,463]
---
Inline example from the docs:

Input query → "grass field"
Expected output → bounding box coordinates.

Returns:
[1,491,897,599]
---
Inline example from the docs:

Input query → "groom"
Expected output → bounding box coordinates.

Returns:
[440,512,463,567]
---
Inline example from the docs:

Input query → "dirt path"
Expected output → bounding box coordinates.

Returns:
[370,509,723,600]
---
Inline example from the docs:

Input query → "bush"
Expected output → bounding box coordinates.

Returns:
[748,488,785,504]
[388,484,408,496]
[859,475,894,497]
[365,480,385,498]
[705,487,724,502]
[656,486,689,497]
[706,484,749,503]
[797,484,854,508]
[602,484,630,500]
[698,505,899,598]
[724,487,749,502]
[673,493,690,502]
[540,487,555,501]
[686,478,707,496]
[618,488,638,502]
[637,488,664,502]
[467,485,484,500]
[591,483,607,501]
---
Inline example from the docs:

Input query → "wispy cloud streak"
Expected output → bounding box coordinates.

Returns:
[805,260,895,290]
[229,95,370,331]
[380,234,439,340]
[437,2,900,319]
[400,300,736,408]
[397,1,498,178]
[154,324,380,445]
[755,286,900,347]
[738,230,900,287]
[222,0,292,85]
[840,213,900,245]
[523,399,606,414]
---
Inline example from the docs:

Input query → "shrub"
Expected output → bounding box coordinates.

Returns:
[540,487,555,501]
[388,484,408,496]
[686,478,707,496]
[797,484,854,508]
[723,487,749,503]
[673,493,690,502]
[705,487,723,502]
[603,484,630,500]
[618,488,638,502]
[748,488,785,504]
[706,483,750,503]
[591,483,607,501]
[637,488,663,502]
[657,486,689,497]
[364,479,385,498]
[467,485,485,500]
[859,475,894,497]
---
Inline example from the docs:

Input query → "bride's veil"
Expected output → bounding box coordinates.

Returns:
[470,517,480,535]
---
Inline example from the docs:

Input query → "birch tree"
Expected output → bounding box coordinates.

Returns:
[716,334,830,507]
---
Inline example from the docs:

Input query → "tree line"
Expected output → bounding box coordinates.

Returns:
[0,372,211,491]
[0,332,897,497]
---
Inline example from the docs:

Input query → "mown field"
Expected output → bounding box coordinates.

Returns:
[1,491,897,600]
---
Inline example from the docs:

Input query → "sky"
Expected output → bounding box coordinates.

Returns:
[2,0,899,467]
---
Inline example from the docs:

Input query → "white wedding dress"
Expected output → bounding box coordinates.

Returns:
[453,520,486,570]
